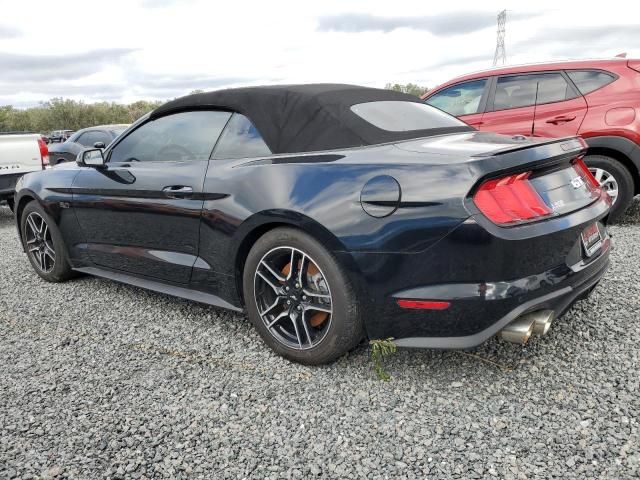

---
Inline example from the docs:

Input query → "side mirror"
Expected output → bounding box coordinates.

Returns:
[79,148,106,167]
[93,141,106,149]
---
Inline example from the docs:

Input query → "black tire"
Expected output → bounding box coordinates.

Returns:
[584,154,634,222]
[243,227,363,365]
[20,201,74,282]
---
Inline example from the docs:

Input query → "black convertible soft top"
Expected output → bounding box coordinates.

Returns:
[151,84,472,154]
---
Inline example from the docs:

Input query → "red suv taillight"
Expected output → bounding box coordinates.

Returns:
[473,172,552,225]
[37,137,49,169]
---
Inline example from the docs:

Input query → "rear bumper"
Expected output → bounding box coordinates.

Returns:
[393,238,609,348]
[340,193,611,345]
[0,173,23,200]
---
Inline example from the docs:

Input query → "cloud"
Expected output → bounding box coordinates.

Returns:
[0,81,127,100]
[0,48,137,82]
[0,69,267,106]
[126,73,266,97]
[317,11,538,36]
[141,0,194,7]
[514,25,639,57]
[0,24,21,38]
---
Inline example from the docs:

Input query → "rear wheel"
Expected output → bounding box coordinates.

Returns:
[243,227,363,365]
[585,154,634,222]
[21,201,74,282]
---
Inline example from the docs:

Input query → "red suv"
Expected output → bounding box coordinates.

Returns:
[423,58,640,220]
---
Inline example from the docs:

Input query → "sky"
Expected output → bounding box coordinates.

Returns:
[0,0,639,107]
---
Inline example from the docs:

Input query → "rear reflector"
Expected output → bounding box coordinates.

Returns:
[473,171,552,225]
[37,137,49,169]
[397,299,450,310]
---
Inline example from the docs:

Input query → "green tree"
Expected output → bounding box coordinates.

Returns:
[0,98,166,133]
[385,83,429,98]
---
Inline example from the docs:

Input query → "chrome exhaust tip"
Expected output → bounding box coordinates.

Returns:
[530,310,554,336]
[499,310,555,344]
[499,316,535,345]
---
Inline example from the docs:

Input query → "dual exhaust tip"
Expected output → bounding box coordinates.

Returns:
[499,310,554,345]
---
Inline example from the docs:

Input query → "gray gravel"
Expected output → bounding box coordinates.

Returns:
[1,203,639,480]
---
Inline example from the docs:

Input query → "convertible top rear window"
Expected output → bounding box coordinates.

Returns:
[350,101,466,132]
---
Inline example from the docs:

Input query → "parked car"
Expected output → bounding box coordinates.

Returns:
[48,124,129,165]
[14,84,610,365]
[0,132,49,211]
[423,58,640,220]
[49,130,74,143]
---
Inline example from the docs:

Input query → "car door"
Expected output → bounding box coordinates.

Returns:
[530,73,587,138]
[193,113,273,296]
[424,78,489,129]
[483,72,587,138]
[481,74,536,136]
[71,110,232,284]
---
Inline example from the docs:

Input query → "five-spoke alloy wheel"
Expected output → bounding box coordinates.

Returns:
[254,246,333,350]
[244,227,363,365]
[584,154,634,222]
[24,211,56,273]
[20,201,74,282]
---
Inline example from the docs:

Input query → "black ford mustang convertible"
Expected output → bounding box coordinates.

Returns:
[14,84,611,364]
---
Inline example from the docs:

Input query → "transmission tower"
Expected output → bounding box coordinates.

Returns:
[493,10,507,66]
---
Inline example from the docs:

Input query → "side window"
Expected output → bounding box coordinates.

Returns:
[426,79,487,116]
[212,113,271,160]
[92,131,112,146]
[75,132,93,147]
[77,130,111,147]
[567,70,616,95]
[109,111,232,163]
[492,73,573,111]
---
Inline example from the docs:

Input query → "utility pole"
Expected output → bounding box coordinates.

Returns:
[493,9,507,66]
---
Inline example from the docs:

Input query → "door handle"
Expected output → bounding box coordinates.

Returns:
[162,185,193,198]
[469,121,484,127]
[546,115,576,124]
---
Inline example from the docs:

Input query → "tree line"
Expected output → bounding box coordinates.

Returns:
[384,83,429,97]
[0,84,428,134]
[0,98,164,133]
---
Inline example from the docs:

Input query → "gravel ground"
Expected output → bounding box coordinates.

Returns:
[1,203,639,480]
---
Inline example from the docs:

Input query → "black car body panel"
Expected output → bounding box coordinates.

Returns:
[14,85,611,348]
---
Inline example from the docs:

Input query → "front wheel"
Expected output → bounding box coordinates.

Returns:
[21,201,74,282]
[585,154,634,222]
[243,227,363,365]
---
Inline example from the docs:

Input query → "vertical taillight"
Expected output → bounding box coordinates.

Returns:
[473,171,552,225]
[37,137,49,169]
[573,158,601,189]
[573,157,610,205]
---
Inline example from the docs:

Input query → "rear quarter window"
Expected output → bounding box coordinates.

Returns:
[212,113,271,160]
[350,101,465,132]
[566,70,616,95]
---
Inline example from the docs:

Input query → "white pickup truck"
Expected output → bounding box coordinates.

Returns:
[0,132,49,210]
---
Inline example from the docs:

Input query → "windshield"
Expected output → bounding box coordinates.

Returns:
[351,101,466,132]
